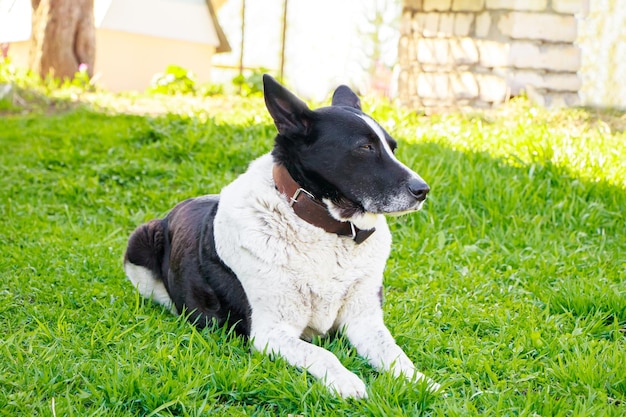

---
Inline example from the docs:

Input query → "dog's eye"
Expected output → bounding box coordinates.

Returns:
[361,144,374,151]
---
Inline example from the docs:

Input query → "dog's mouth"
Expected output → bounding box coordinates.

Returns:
[324,193,427,230]
[384,198,427,216]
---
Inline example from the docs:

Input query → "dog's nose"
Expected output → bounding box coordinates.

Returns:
[408,178,430,201]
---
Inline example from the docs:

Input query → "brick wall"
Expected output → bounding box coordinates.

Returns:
[398,0,588,110]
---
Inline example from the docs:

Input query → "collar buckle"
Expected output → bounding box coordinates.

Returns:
[290,187,315,207]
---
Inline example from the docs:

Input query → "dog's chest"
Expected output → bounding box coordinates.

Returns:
[304,290,344,339]
[292,245,371,336]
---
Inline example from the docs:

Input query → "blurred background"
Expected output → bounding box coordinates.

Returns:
[0,0,624,108]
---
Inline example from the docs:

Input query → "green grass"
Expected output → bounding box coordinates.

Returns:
[0,94,625,416]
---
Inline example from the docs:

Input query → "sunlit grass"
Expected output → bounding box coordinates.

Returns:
[0,94,624,416]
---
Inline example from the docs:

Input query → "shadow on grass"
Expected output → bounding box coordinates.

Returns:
[577,105,626,134]
[0,81,85,116]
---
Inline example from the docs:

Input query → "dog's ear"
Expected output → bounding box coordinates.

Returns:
[263,74,312,136]
[331,85,361,110]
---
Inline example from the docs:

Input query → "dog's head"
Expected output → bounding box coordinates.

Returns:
[265,75,429,230]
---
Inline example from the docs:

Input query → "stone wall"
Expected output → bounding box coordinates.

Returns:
[398,0,588,110]
[578,0,626,108]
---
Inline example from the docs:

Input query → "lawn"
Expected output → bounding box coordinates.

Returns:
[0,90,625,416]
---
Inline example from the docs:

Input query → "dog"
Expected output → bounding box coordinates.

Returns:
[124,75,439,398]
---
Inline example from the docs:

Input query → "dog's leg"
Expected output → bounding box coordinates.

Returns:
[251,324,368,399]
[337,290,441,393]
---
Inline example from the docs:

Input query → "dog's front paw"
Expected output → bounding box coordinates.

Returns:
[389,357,441,394]
[394,365,441,394]
[413,371,441,393]
[324,371,368,399]
[403,370,442,396]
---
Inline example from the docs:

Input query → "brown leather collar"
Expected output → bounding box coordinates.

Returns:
[272,164,375,244]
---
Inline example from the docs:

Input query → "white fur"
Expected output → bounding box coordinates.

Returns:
[323,199,381,230]
[213,154,439,398]
[357,114,396,159]
[124,262,176,314]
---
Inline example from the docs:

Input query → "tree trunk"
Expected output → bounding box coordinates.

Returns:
[29,0,95,80]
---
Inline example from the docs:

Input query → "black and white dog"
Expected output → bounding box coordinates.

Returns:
[124,75,439,398]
